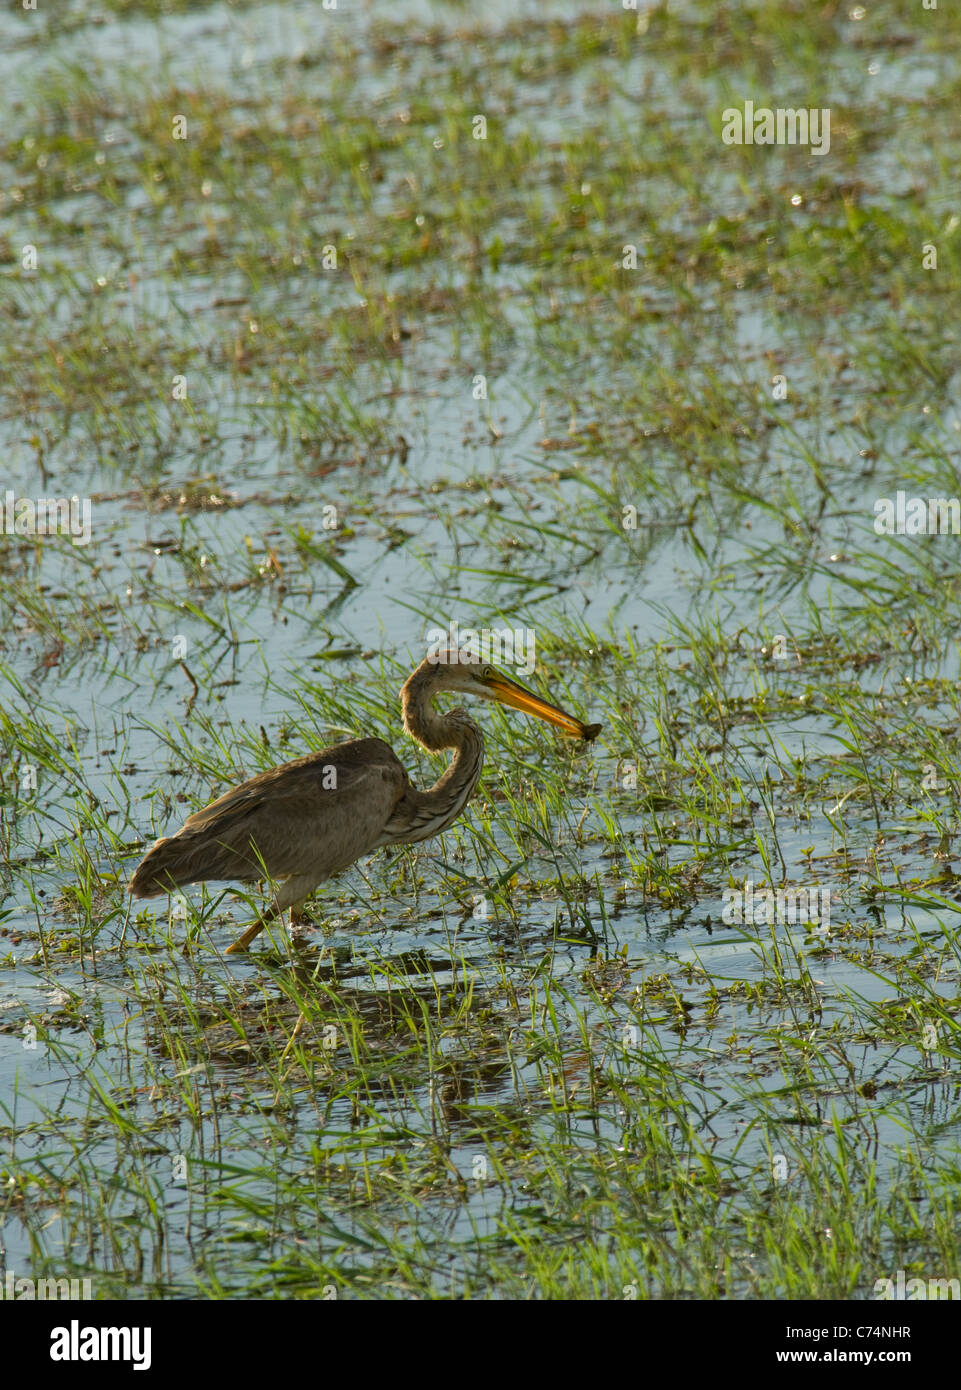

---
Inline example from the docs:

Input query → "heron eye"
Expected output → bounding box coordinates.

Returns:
[481,665,495,680]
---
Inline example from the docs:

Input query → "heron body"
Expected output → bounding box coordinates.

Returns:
[128,651,599,953]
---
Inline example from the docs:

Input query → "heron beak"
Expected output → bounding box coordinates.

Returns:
[484,674,600,741]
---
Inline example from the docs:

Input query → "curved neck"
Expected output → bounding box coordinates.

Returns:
[401,668,466,752]
[386,667,485,845]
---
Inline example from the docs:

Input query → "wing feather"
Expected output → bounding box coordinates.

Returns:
[129,738,407,897]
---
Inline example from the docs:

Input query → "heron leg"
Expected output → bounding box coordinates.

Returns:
[224,879,317,954]
[224,901,280,954]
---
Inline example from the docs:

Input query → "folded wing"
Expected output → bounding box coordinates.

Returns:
[129,738,408,897]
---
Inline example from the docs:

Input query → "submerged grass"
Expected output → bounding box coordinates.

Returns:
[0,0,960,1299]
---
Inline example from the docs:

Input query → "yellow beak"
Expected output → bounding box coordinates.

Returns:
[484,674,600,741]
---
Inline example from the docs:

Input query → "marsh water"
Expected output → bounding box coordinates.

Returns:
[0,0,959,1298]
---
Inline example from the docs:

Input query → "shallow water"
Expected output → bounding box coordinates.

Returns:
[1,0,959,1299]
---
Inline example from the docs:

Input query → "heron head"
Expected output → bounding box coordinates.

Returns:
[419,649,600,741]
